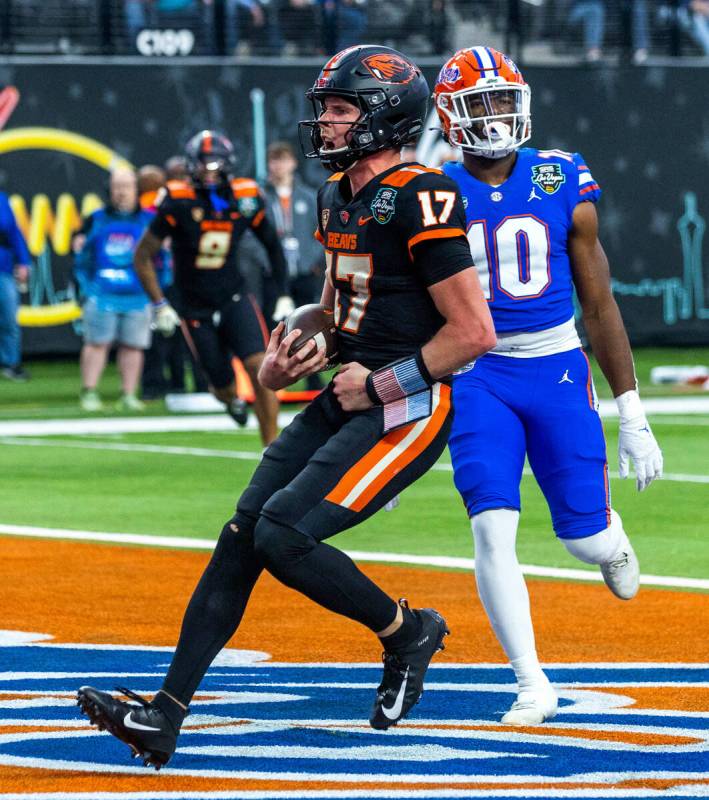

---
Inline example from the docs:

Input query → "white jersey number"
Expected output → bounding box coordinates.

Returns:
[326,251,374,333]
[467,215,551,300]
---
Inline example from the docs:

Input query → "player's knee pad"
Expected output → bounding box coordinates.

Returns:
[562,509,625,565]
[471,508,520,560]
[253,515,316,570]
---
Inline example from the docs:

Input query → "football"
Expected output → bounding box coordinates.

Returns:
[284,303,339,366]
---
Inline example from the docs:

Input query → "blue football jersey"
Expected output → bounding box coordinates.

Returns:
[443,148,601,333]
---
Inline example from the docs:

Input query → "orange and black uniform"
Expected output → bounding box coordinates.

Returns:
[149,178,286,387]
[162,164,474,703]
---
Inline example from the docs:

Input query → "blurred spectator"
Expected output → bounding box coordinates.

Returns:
[74,167,154,412]
[0,191,31,382]
[278,0,318,54]
[319,0,367,53]
[263,141,324,387]
[568,0,649,62]
[125,0,211,51]
[224,0,264,53]
[680,0,709,53]
[164,155,189,180]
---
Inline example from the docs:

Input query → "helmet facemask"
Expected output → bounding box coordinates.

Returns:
[299,91,387,172]
[437,80,531,159]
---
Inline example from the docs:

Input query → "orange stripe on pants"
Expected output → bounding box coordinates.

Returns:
[326,384,451,512]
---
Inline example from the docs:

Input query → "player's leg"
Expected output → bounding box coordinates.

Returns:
[222,294,279,446]
[182,314,249,426]
[449,359,556,725]
[78,391,336,766]
[525,349,639,600]
[252,383,453,727]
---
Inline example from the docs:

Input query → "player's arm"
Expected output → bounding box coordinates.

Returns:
[422,267,496,374]
[570,200,662,490]
[135,228,180,337]
[134,230,164,304]
[251,210,293,321]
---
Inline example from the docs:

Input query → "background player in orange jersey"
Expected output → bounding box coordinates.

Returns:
[78,46,495,767]
[134,130,292,445]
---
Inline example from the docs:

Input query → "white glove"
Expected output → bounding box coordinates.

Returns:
[616,389,663,492]
[152,300,180,337]
[272,295,295,323]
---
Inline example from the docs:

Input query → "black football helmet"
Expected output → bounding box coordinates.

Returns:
[184,130,236,188]
[299,45,430,172]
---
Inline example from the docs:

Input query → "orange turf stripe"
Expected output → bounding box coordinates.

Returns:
[589,685,709,713]
[251,208,265,227]
[325,425,413,506]
[348,384,451,512]
[0,767,705,794]
[408,226,466,256]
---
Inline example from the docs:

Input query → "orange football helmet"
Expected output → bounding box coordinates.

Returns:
[434,47,531,159]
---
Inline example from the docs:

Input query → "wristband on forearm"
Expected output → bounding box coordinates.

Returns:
[152,298,168,309]
[365,351,434,405]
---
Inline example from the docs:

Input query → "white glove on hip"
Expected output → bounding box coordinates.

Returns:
[152,300,180,337]
[616,389,663,492]
[272,295,295,323]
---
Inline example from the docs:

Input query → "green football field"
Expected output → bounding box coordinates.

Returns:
[1,349,708,583]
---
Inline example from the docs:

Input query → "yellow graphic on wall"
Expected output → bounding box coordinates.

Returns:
[0,126,132,327]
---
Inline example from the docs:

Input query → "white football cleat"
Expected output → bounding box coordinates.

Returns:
[600,542,640,600]
[502,682,558,726]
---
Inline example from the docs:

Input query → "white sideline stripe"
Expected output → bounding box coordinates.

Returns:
[0,411,298,437]
[0,523,706,590]
[2,437,709,485]
[0,394,707,437]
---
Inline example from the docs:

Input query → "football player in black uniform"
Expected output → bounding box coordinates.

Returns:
[133,130,292,445]
[77,46,496,768]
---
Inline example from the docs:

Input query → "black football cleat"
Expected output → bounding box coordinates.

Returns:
[77,686,182,769]
[227,397,249,427]
[369,604,449,730]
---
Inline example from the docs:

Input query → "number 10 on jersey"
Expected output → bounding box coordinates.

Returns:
[326,250,373,333]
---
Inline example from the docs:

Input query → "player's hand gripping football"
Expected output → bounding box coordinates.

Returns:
[258,321,329,391]
[333,362,373,412]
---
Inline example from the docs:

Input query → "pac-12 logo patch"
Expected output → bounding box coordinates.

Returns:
[531,163,566,194]
[321,208,330,229]
[370,187,397,224]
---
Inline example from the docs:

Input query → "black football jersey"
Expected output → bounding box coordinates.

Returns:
[150,178,267,313]
[316,162,471,369]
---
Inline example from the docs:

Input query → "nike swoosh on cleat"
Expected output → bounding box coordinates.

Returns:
[381,667,409,720]
[123,712,161,732]
[358,215,373,226]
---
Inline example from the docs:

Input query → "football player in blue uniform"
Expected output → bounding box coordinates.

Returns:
[434,47,663,725]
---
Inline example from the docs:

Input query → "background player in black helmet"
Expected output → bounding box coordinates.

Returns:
[77,47,496,767]
[133,130,293,445]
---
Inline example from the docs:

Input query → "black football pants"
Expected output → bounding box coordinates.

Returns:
[162,382,452,705]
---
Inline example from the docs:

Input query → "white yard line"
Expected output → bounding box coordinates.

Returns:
[0,394,708,438]
[2,436,708,485]
[0,523,706,591]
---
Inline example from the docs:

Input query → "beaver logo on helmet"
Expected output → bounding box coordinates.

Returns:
[299,45,430,172]
[361,53,416,84]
